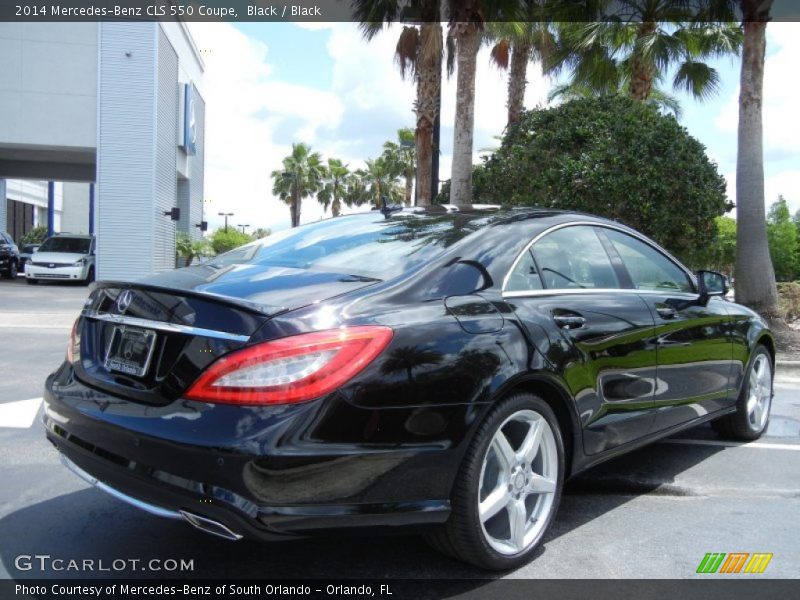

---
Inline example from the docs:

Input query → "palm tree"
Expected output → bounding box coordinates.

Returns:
[353,157,404,208]
[317,158,350,217]
[735,0,779,315]
[486,16,556,126]
[448,3,483,206]
[549,2,742,106]
[382,128,416,205]
[447,0,527,205]
[354,1,443,206]
[270,143,325,228]
[547,80,683,117]
[380,346,442,383]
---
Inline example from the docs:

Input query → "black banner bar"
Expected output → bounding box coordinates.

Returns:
[1,0,800,23]
[3,579,800,600]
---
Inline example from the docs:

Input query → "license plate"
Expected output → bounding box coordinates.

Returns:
[104,326,157,377]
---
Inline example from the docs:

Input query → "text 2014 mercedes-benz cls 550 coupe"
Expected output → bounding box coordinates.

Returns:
[44,207,774,570]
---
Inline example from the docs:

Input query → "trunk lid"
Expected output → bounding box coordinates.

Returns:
[75,264,379,405]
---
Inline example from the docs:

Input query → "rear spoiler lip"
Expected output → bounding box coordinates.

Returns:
[93,280,288,318]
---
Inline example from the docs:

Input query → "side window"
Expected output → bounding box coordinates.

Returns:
[505,249,543,292]
[532,226,620,289]
[603,228,693,293]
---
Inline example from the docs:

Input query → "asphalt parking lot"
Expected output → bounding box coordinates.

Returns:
[1,277,798,579]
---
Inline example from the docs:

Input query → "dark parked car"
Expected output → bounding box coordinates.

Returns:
[44,208,774,570]
[18,243,41,273]
[0,231,20,278]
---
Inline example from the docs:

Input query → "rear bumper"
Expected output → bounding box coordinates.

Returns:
[44,366,456,540]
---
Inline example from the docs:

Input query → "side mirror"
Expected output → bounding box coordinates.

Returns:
[696,270,728,299]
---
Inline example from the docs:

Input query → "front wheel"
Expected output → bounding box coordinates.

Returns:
[83,266,95,286]
[712,345,773,441]
[427,393,564,570]
[1,260,17,279]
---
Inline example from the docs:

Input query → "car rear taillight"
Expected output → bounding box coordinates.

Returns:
[66,318,79,363]
[185,326,393,405]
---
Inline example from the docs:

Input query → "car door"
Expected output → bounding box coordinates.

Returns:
[504,224,658,455]
[598,227,734,432]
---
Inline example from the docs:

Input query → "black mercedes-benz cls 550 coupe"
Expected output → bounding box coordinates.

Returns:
[44,207,774,570]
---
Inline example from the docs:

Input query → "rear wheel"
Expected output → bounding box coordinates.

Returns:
[427,393,564,570]
[712,345,773,441]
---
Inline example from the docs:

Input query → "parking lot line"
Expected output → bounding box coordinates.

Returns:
[0,397,43,428]
[660,438,800,451]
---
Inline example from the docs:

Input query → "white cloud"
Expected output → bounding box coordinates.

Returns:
[188,22,348,232]
[765,170,800,214]
[711,23,800,215]
[188,22,555,229]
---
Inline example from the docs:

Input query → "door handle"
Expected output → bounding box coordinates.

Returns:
[553,314,586,329]
[656,306,677,319]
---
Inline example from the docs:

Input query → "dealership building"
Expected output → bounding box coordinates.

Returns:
[0,21,205,280]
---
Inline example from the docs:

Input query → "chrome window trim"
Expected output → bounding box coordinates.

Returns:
[503,288,699,299]
[501,221,697,298]
[83,311,250,342]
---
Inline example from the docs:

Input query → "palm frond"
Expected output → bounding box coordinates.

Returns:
[673,60,720,100]
[490,39,510,69]
[395,26,420,79]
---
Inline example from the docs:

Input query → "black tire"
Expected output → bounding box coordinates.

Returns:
[84,266,95,286]
[1,260,16,279]
[26,278,37,285]
[426,392,565,570]
[711,344,773,441]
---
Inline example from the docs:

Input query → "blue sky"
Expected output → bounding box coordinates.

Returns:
[187,22,800,233]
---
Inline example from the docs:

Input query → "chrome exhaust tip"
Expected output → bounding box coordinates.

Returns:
[180,510,243,541]
[59,453,243,541]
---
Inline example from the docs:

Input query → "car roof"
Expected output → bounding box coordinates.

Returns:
[339,205,621,232]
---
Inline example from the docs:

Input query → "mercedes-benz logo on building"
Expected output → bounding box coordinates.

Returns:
[116,290,134,314]
[188,100,197,146]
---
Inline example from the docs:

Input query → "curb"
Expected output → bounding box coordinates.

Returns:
[775,360,800,383]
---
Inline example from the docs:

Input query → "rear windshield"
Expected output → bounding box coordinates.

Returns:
[208,213,493,280]
[38,237,91,254]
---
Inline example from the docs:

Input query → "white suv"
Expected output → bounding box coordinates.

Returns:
[26,234,95,285]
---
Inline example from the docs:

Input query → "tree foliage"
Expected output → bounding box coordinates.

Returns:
[209,228,252,255]
[270,143,325,227]
[479,96,732,255]
[251,228,272,240]
[175,233,210,267]
[20,226,48,245]
[317,158,350,217]
[767,195,798,281]
[548,4,742,105]
[381,128,416,205]
[683,216,736,275]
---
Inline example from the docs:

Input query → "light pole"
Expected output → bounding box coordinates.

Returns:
[218,212,234,232]
[237,224,250,234]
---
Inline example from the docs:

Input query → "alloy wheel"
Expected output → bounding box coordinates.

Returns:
[747,354,772,431]
[477,409,558,556]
